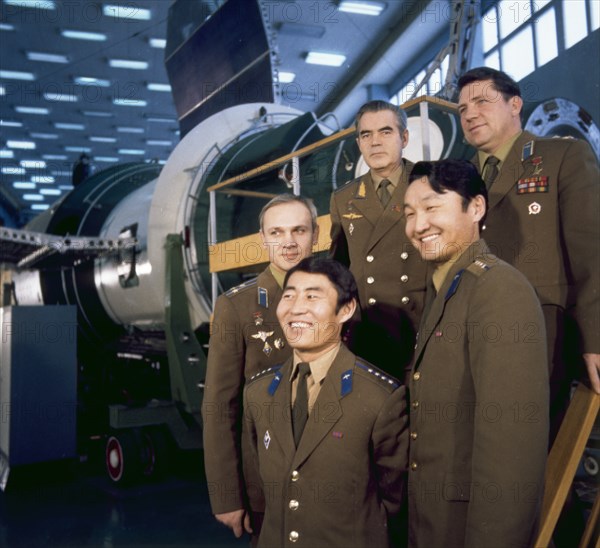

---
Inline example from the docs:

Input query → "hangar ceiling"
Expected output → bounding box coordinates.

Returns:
[0,0,450,223]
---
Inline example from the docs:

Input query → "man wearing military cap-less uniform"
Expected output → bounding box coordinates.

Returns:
[403,159,549,548]
[202,194,319,541]
[244,257,409,548]
[457,67,600,412]
[329,100,428,377]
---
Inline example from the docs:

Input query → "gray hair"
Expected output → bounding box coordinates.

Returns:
[259,194,318,231]
[355,100,408,133]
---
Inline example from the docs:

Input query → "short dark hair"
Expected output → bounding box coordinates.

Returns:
[355,100,408,133]
[259,193,318,232]
[457,67,521,101]
[409,159,488,229]
[283,257,357,313]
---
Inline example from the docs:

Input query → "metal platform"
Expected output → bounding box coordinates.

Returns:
[0,227,136,269]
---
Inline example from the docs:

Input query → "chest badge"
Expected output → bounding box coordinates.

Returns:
[263,430,271,450]
[528,202,542,215]
[252,330,275,355]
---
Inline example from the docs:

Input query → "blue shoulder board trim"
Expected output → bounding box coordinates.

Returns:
[268,369,283,396]
[355,360,399,389]
[340,369,353,397]
[444,269,464,301]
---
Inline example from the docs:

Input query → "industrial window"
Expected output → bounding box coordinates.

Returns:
[483,0,598,79]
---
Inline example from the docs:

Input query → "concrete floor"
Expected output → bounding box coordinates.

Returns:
[0,451,246,548]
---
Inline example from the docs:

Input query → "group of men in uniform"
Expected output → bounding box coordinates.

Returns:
[201,67,599,547]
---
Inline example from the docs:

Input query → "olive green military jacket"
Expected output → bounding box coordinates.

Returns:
[408,239,549,548]
[201,267,291,515]
[329,161,428,374]
[475,131,600,355]
[244,344,409,548]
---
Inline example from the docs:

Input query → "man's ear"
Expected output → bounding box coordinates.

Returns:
[401,128,409,149]
[511,95,523,118]
[338,298,357,324]
[471,195,486,224]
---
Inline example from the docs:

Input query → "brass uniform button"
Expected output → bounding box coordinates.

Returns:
[289,499,299,510]
[410,431,418,440]
[401,296,410,304]
[413,371,421,381]
[366,255,374,262]
[289,531,299,542]
[410,461,418,471]
[367,276,375,284]
[411,400,419,409]
[401,275,408,282]
[291,470,300,481]
[368,298,376,305]
[401,252,409,260]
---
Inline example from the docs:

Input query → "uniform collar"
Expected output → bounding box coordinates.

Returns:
[477,130,522,168]
[370,162,404,191]
[289,343,341,385]
[269,263,286,288]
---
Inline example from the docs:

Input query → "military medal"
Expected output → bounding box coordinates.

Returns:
[349,222,354,235]
[274,338,285,350]
[252,330,275,355]
[528,202,541,215]
[253,311,264,326]
[263,430,271,450]
[342,213,363,219]
[392,204,402,212]
[531,156,543,175]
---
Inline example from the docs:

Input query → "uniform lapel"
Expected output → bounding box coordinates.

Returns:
[290,347,348,468]
[487,132,534,210]
[367,159,412,250]
[412,241,486,369]
[269,359,297,461]
[346,173,382,228]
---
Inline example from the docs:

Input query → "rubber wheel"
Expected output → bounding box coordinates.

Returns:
[105,430,140,483]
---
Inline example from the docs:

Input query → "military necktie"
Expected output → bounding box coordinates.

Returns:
[483,156,500,189]
[292,362,311,447]
[378,179,392,208]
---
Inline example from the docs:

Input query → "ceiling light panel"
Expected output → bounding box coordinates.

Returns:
[74,77,111,87]
[109,59,149,70]
[116,127,144,133]
[31,204,50,211]
[89,136,117,143]
[0,23,16,31]
[95,157,119,162]
[0,70,35,80]
[31,133,59,139]
[112,98,147,107]
[20,160,46,168]
[82,110,113,117]
[54,123,85,130]
[0,150,15,159]
[7,140,36,150]
[31,175,55,183]
[22,194,45,201]
[147,83,171,92]
[13,182,36,189]
[305,52,347,66]
[65,146,92,153]
[42,155,66,160]
[61,29,107,41]
[43,92,78,102]
[40,189,61,195]
[26,52,69,63]
[149,38,166,48]
[5,0,56,9]
[119,149,145,155]
[278,71,296,83]
[103,4,151,21]
[1,120,23,127]
[338,1,386,16]
[2,167,26,174]
[15,106,49,115]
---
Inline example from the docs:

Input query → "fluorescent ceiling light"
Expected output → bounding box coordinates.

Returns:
[146,140,172,146]
[21,160,46,168]
[113,98,147,107]
[82,110,113,117]
[119,149,145,155]
[5,0,56,9]
[0,24,16,31]
[305,51,346,66]
[13,182,36,189]
[42,155,67,160]
[0,150,15,159]
[27,51,69,63]
[61,29,107,41]
[338,1,386,16]
[23,194,45,201]
[40,188,61,195]
[103,4,151,20]
[31,204,50,210]
[0,84,5,95]
[145,117,174,123]
[89,136,117,143]
[147,82,171,92]
[15,106,49,115]
[44,92,78,102]
[7,140,36,150]
[74,76,111,87]
[0,70,35,81]
[278,71,296,83]
[109,59,149,70]
[1,120,23,127]
[2,167,26,174]
[54,123,85,130]
[95,157,119,162]
[65,146,92,153]
[31,175,55,183]
[149,38,166,48]
[117,127,144,133]
[31,133,59,139]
